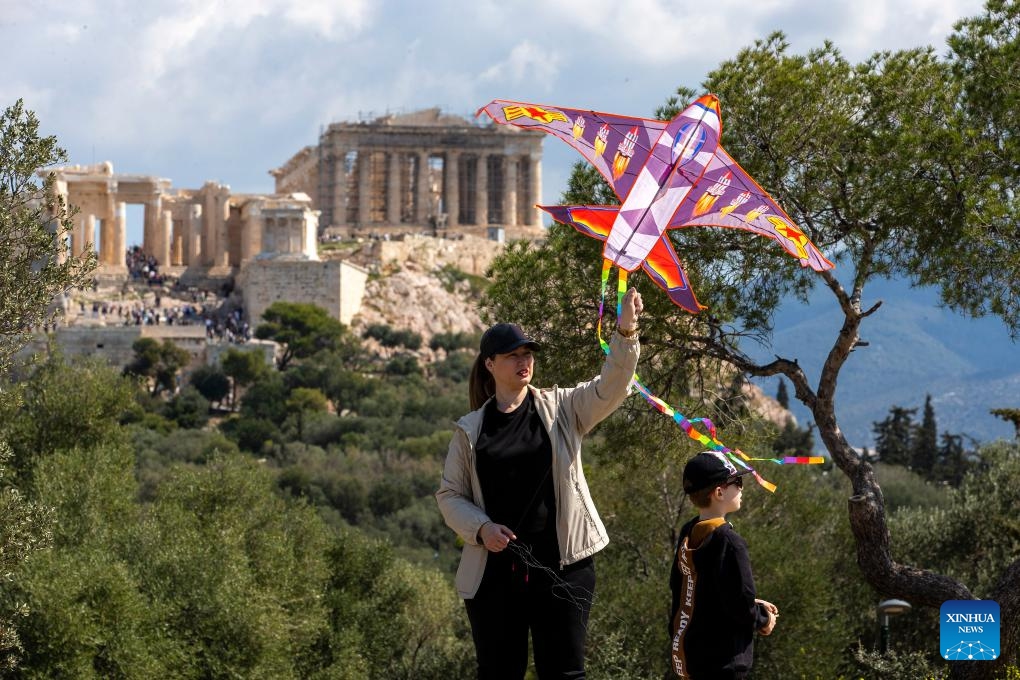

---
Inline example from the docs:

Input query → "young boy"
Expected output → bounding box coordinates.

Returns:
[669,451,778,680]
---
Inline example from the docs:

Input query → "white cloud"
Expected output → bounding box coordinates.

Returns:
[479,41,562,89]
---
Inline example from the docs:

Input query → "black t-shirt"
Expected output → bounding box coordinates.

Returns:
[475,392,557,561]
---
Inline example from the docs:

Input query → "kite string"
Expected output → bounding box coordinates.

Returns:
[505,542,597,617]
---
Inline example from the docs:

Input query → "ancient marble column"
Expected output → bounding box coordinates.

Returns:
[415,152,429,224]
[83,214,97,259]
[99,216,113,265]
[186,203,203,266]
[99,189,114,266]
[386,152,401,225]
[71,214,84,257]
[504,155,518,227]
[240,202,263,264]
[114,202,127,265]
[172,219,184,266]
[357,152,372,227]
[143,196,163,260]
[529,156,542,226]
[444,151,460,228]
[158,210,173,268]
[476,154,489,226]
[330,152,347,230]
[201,185,231,268]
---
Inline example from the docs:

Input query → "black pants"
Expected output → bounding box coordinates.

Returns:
[465,552,595,680]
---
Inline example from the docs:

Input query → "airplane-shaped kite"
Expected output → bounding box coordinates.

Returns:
[477,95,834,313]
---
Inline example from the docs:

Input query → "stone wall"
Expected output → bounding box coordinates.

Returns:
[239,259,369,327]
[20,324,209,371]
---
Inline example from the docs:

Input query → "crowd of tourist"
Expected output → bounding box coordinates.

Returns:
[29,248,254,347]
[126,245,171,286]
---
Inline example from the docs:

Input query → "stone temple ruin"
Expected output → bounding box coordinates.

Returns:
[271,108,545,240]
[36,109,545,370]
[51,161,320,277]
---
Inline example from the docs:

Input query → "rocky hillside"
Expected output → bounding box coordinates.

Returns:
[350,262,486,362]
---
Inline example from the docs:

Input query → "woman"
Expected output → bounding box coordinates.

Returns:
[436,288,642,679]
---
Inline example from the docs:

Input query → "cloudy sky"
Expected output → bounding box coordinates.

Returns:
[4,0,987,242]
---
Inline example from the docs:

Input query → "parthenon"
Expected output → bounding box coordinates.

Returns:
[271,108,545,239]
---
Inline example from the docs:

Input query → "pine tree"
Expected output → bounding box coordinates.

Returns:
[934,431,968,487]
[776,379,790,410]
[990,408,1020,439]
[872,406,917,468]
[911,395,938,478]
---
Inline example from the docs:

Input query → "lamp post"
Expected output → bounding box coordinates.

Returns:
[878,599,912,653]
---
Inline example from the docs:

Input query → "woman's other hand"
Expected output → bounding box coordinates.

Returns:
[478,522,517,552]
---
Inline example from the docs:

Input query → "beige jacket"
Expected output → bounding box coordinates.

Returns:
[436,331,639,598]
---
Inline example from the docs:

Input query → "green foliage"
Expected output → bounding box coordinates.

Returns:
[385,354,420,376]
[129,454,334,678]
[123,337,191,396]
[3,353,136,483]
[912,395,939,477]
[873,400,974,486]
[0,442,53,672]
[873,406,918,468]
[852,647,948,680]
[319,529,473,677]
[944,0,1020,334]
[771,419,814,457]
[240,371,291,425]
[9,441,168,678]
[429,331,478,352]
[363,323,423,350]
[776,378,790,410]
[132,426,240,501]
[187,363,230,407]
[286,387,329,441]
[160,386,210,429]
[873,462,954,514]
[892,440,1020,597]
[254,302,353,369]
[433,350,474,383]
[220,346,268,407]
[436,264,488,298]
[0,99,95,376]
[991,408,1020,439]
[219,415,281,455]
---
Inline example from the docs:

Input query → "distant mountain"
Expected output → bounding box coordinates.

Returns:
[745,277,1019,449]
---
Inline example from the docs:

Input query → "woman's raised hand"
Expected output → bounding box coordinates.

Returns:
[618,287,643,333]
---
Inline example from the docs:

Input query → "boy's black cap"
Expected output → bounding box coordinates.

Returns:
[683,451,753,493]
[480,323,541,357]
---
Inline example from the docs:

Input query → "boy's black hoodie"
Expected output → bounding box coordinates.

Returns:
[669,516,770,679]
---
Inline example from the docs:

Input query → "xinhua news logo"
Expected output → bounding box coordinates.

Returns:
[940,600,999,661]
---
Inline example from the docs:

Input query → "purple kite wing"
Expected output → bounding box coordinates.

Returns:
[476,99,666,202]
[666,147,834,272]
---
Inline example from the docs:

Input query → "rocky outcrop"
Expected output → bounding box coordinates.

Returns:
[350,262,485,362]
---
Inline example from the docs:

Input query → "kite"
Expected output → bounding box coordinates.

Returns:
[477,94,833,312]
[478,95,828,488]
